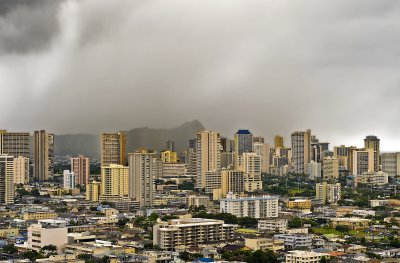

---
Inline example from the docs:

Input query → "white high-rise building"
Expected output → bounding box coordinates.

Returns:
[253,142,270,173]
[63,170,76,190]
[128,150,156,208]
[241,152,263,192]
[381,152,400,177]
[196,131,221,189]
[220,194,279,218]
[305,161,321,180]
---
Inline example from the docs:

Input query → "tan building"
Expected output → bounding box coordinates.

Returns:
[196,131,221,189]
[291,130,311,174]
[153,218,237,250]
[322,156,339,180]
[253,142,270,174]
[364,135,380,172]
[71,155,90,186]
[286,250,329,263]
[13,156,29,184]
[241,152,263,192]
[100,164,129,202]
[0,154,14,204]
[161,151,178,163]
[0,130,30,158]
[23,211,58,221]
[330,217,370,230]
[205,170,221,195]
[287,199,311,210]
[28,220,68,253]
[213,168,244,200]
[100,132,126,167]
[33,130,54,181]
[245,238,284,252]
[128,150,156,207]
[316,182,341,204]
[0,228,18,238]
[351,149,374,175]
[382,152,400,177]
[86,181,100,202]
[186,195,211,208]
[275,135,284,149]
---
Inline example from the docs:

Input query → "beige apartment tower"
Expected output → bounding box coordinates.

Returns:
[364,135,380,172]
[0,130,30,158]
[13,156,29,184]
[33,130,54,181]
[291,130,311,174]
[100,164,129,201]
[196,131,221,189]
[100,132,127,167]
[128,150,156,207]
[71,155,90,186]
[86,180,100,202]
[0,154,14,204]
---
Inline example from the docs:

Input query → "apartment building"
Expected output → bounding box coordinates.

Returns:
[258,219,288,232]
[220,194,279,218]
[286,250,329,263]
[274,234,313,249]
[245,238,284,252]
[27,220,68,253]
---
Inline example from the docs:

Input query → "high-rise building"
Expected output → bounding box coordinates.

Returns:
[165,140,175,152]
[253,142,270,173]
[316,182,341,204]
[86,180,100,202]
[253,136,264,144]
[13,156,29,184]
[291,130,311,174]
[33,130,54,181]
[205,170,221,194]
[215,168,244,199]
[364,135,380,172]
[241,152,263,192]
[63,170,76,190]
[352,149,374,175]
[71,155,90,186]
[322,157,339,180]
[0,130,30,158]
[128,150,156,207]
[381,152,400,177]
[221,152,235,169]
[100,164,129,201]
[160,150,178,163]
[0,154,14,204]
[305,161,321,180]
[100,132,127,166]
[274,135,284,149]
[196,131,221,189]
[234,130,253,168]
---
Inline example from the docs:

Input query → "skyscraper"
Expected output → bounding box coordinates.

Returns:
[33,130,54,181]
[291,129,311,174]
[364,135,380,172]
[352,149,375,175]
[165,140,175,152]
[234,130,253,168]
[100,164,129,201]
[253,142,270,173]
[63,170,76,190]
[71,155,90,186]
[274,135,284,149]
[13,156,29,184]
[100,132,127,167]
[196,131,221,189]
[128,150,156,208]
[0,130,30,158]
[241,152,263,192]
[0,154,14,204]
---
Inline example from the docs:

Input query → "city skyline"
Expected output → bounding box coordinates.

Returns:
[1,0,400,151]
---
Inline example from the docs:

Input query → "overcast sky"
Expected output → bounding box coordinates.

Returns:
[1,0,400,150]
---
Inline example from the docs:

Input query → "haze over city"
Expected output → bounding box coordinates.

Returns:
[2,0,400,150]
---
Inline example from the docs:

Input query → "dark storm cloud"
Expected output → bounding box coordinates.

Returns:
[2,0,400,151]
[0,0,62,53]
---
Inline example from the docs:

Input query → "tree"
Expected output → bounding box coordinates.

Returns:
[117,217,130,228]
[335,225,351,233]
[237,217,258,228]
[245,249,277,263]
[2,244,17,255]
[320,256,327,263]
[21,250,44,261]
[40,244,57,256]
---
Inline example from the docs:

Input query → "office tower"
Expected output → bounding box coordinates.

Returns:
[86,180,100,202]
[220,137,229,152]
[316,182,341,204]
[0,154,14,204]
[63,170,76,190]
[33,130,54,181]
[291,129,311,174]
[381,152,400,177]
[253,142,270,173]
[305,161,321,180]
[234,130,253,168]
[352,149,374,175]
[165,140,175,152]
[221,152,235,169]
[0,130,30,158]
[160,150,178,163]
[364,135,380,172]
[322,156,339,180]
[205,170,221,194]
[128,150,156,207]
[13,156,29,184]
[71,155,90,186]
[220,194,279,218]
[241,152,263,192]
[253,136,264,144]
[100,132,127,166]
[100,164,129,201]
[196,131,221,189]
[274,135,284,149]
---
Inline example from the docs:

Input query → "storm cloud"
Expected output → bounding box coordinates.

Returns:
[1,0,400,150]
